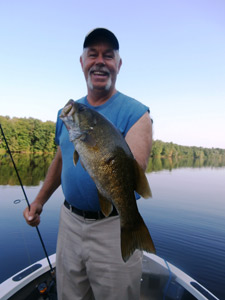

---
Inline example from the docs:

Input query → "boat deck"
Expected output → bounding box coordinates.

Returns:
[140,254,197,300]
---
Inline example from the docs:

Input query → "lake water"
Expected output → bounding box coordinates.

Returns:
[0,154,224,299]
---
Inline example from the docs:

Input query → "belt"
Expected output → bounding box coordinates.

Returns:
[64,200,118,220]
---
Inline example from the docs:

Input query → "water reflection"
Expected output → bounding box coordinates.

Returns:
[0,153,55,186]
[1,153,225,186]
[146,155,225,173]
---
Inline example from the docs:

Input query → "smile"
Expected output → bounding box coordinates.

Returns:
[91,71,109,76]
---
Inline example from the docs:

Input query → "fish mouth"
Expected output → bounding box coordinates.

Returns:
[59,100,77,131]
[60,100,75,118]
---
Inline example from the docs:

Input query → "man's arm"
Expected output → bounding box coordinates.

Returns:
[125,112,152,170]
[23,146,62,227]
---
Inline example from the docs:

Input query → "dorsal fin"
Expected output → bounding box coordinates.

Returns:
[134,159,152,198]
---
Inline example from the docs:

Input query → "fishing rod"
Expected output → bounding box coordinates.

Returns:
[0,123,54,276]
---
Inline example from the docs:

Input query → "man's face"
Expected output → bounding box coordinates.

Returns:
[80,42,122,92]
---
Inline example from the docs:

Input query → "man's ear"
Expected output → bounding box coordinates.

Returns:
[117,58,122,74]
[80,55,84,70]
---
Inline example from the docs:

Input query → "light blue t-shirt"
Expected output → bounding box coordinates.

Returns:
[55,91,149,211]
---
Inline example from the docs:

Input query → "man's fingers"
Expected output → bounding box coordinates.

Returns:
[23,204,42,227]
[28,215,34,221]
[28,215,40,227]
[26,213,40,227]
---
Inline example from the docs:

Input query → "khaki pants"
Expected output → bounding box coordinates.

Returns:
[56,204,142,300]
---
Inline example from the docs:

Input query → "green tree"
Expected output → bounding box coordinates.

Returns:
[0,115,56,153]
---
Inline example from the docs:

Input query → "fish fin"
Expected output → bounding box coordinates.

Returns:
[73,151,79,166]
[134,160,152,198]
[81,133,96,147]
[73,151,86,171]
[98,191,113,217]
[80,160,87,171]
[121,214,156,262]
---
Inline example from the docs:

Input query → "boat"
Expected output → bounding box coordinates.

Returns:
[0,252,219,300]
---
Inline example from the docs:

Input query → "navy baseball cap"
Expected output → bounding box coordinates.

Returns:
[83,28,119,50]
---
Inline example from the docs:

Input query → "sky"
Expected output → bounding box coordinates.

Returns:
[1,0,225,149]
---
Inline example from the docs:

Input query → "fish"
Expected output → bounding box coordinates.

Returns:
[60,99,156,261]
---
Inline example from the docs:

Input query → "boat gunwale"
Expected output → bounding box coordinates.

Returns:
[142,252,219,300]
[0,254,56,300]
[0,252,219,300]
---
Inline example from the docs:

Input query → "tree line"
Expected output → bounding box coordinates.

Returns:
[0,116,57,153]
[151,140,225,160]
[0,116,225,159]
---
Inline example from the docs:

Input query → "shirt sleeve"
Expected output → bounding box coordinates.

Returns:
[117,97,150,136]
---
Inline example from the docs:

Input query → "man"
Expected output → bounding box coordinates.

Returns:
[24,28,152,300]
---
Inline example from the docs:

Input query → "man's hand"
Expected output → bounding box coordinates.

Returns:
[23,202,43,227]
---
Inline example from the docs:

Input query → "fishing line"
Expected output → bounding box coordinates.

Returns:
[163,258,172,300]
[0,123,54,276]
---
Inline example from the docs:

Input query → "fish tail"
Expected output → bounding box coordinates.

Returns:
[121,214,156,262]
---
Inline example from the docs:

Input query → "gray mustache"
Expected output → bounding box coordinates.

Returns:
[89,66,110,74]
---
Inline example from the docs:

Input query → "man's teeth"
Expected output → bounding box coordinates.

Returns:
[93,71,107,75]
